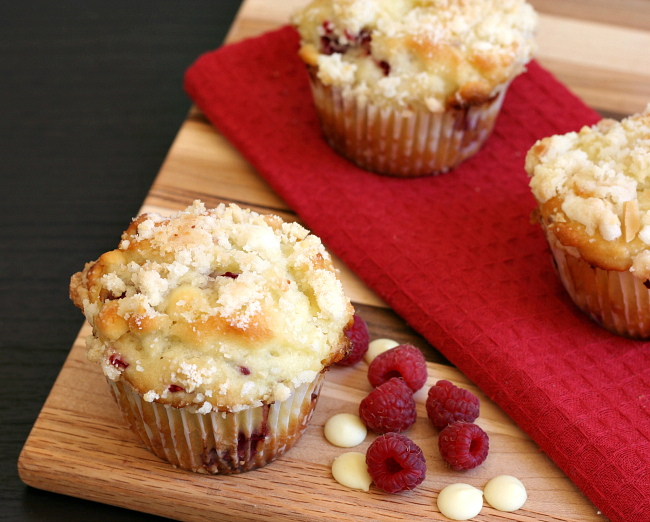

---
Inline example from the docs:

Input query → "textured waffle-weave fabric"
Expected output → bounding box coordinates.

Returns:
[184,26,650,522]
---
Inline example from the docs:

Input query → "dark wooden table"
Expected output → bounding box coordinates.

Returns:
[1,2,243,520]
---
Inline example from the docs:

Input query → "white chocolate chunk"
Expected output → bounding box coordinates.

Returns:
[331,452,372,492]
[437,483,484,520]
[483,475,527,512]
[364,338,399,364]
[324,413,367,447]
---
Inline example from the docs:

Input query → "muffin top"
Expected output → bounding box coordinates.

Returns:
[526,109,650,279]
[292,0,537,110]
[70,201,354,412]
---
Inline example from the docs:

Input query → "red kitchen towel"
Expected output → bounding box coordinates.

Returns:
[185,26,650,522]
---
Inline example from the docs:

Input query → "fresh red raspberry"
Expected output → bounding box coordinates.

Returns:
[365,432,426,493]
[367,344,427,391]
[438,422,489,471]
[336,314,369,366]
[426,380,480,430]
[359,378,416,433]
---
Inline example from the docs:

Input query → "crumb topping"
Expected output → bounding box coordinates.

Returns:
[527,108,650,278]
[70,201,354,412]
[292,0,538,109]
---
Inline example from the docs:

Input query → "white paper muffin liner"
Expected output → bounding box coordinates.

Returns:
[545,227,650,339]
[108,372,325,474]
[308,71,509,177]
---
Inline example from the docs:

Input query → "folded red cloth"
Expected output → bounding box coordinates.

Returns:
[185,26,650,522]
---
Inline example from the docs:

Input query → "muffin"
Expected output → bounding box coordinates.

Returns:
[527,109,650,338]
[69,201,354,473]
[292,0,538,177]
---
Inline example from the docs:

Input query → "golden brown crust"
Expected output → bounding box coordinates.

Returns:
[298,42,320,66]
[70,201,354,412]
[539,197,642,272]
[292,0,537,110]
[447,81,497,109]
[69,266,90,309]
[528,110,650,277]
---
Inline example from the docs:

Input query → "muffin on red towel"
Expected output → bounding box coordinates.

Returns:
[527,109,650,338]
[293,0,538,176]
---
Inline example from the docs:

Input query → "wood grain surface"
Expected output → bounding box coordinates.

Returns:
[19,321,603,522]
[18,0,650,520]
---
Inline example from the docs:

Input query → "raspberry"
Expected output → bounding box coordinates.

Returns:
[337,314,369,366]
[438,422,489,471]
[109,354,128,370]
[365,433,426,493]
[367,344,427,391]
[426,380,480,430]
[359,378,416,433]
[377,60,391,75]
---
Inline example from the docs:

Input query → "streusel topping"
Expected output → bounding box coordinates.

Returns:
[293,0,537,110]
[70,201,354,412]
[526,108,650,278]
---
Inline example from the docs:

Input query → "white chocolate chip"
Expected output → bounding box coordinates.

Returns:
[331,452,372,492]
[437,483,484,520]
[324,413,367,447]
[483,475,527,512]
[365,338,400,364]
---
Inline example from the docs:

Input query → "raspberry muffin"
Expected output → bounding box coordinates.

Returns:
[527,109,650,338]
[70,201,354,473]
[293,0,538,177]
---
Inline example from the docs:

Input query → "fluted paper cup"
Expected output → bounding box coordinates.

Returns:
[107,372,325,474]
[308,71,508,177]
[545,226,650,339]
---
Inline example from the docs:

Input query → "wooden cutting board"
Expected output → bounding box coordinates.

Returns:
[19,0,650,520]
